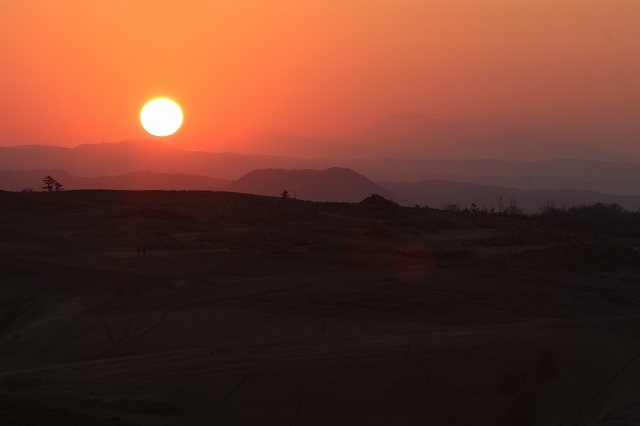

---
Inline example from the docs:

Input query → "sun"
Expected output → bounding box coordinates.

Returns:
[140,98,183,137]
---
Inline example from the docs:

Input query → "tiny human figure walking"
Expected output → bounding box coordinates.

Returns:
[142,247,146,257]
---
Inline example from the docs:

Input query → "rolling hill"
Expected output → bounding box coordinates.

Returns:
[224,167,410,204]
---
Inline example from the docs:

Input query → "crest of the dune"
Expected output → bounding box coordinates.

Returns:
[358,193,400,210]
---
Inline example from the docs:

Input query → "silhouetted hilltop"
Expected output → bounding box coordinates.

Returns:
[358,193,400,211]
[224,167,410,204]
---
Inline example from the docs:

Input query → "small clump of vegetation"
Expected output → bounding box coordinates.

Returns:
[441,202,461,212]
[440,196,523,216]
[436,197,640,224]
[494,195,524,216]
[534,202,640,238]
[538,202,640,222]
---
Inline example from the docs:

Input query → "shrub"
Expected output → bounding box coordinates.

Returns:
[442,202,461,212]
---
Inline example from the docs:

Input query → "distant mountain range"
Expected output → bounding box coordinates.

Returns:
[2,109,640,203]
[342,114,612,161]
[0,140,326,179]
[227,113,614,161]
[2,139,640,195]
[353,158,640,196]
[378,180,640,213]
[3,167,640,213]
[2,113,616,178]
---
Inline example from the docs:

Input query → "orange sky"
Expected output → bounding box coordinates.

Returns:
[0,0,638,155]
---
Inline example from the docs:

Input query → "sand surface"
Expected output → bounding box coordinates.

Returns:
[1,190,640,425]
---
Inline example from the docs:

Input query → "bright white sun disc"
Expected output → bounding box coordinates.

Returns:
[140,98,183,137]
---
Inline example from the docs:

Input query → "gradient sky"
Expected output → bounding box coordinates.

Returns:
[0,0,638,155]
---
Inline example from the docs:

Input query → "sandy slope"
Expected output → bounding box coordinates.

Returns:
[1,191,640,425]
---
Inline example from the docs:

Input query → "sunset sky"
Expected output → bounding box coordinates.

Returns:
[0,0,638,156]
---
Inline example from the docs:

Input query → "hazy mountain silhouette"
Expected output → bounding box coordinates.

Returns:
[379,180,640,213]
[354,158,640,195]
[0,140,331,179]
[368,158,640,180]
[223,131,332,158]
[0,114,618,173]
[215,114,613,160]
[340,113,481,159]
[492,131,612,161]
[0,169,230,191]
[213,115,481,159]
[0,119,636,197]
[385,174,640,197]
[224,167,410,204]
[0,139,632,182]
[338,113,612,160]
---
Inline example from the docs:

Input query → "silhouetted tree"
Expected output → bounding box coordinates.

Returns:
[505,198,523,215]
[496,195,523,215]
[42,176,63,192]
[495,195,505,213]
[281,189,289,199]
[469,203,480,213]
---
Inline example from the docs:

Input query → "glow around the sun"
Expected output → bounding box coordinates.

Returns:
[140,98,183,137]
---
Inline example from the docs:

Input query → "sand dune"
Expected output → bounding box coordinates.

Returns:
[1,190,640,425]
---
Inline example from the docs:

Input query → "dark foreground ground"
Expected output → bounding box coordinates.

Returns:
[1,190,640,425]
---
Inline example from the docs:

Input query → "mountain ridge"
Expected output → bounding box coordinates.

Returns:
[224,167,410,205]
[3,140,640,194]
[3,167,640,212]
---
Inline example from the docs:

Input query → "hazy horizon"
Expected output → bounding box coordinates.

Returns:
[0,112,631,163]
